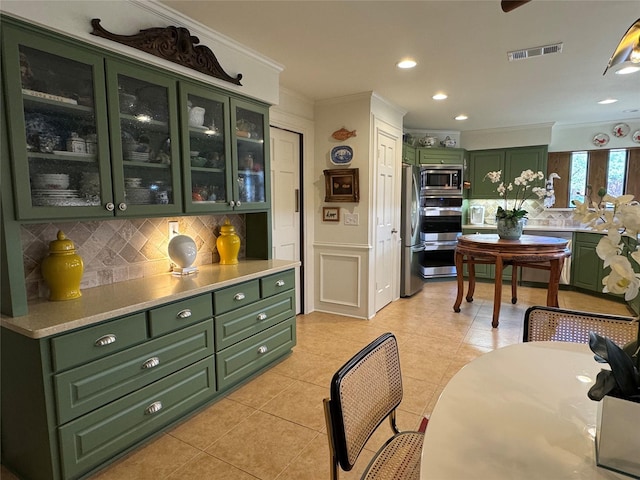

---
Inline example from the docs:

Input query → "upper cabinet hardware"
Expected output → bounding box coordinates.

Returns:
[90,19,243,86]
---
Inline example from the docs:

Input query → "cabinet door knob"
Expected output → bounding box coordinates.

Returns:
[177,309,192,319]
[94,334,116,347]
[257,345,268,354]
[118,202,127,211]
[105,202,115,211]
[236,200,242,207]
[142,357,160,369]
[257,312,268,321]
[234,292,245,301]
[144,401,163,415]
[229,200,235,207]
[275,280,285,287]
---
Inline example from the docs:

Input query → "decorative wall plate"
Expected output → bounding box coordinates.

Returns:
[612,123,630,138]
[330,145,353,165]
[592,133,610,147]
[632,130,640,144]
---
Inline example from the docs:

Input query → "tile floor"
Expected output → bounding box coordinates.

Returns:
[1,281,631,480]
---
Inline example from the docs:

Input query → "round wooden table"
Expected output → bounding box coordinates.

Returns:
[453,234,571,327]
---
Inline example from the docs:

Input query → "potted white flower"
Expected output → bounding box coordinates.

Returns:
[573,193,640,477]
[484,169,549,239]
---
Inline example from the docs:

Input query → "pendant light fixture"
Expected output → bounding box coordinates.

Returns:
[603,18,640,75]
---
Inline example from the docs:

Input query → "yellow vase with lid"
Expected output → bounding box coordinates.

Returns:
[41,230,84,301]
[216,219,240,265]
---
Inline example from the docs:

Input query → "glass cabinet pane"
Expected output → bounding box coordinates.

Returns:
[186,93,228,205]
[19,45,104,209]
[115,73,177,208]
[235,105,266,205]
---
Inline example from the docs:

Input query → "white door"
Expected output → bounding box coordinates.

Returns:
[270,127,301,313]
[374,129,398,312]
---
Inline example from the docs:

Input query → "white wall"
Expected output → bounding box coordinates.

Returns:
[549,119,640,152]
[1,0,282,105]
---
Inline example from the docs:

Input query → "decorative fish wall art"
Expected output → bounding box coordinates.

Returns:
[332,127,357,141]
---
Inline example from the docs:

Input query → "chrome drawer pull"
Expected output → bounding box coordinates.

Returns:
[94,334,116,347]
[275,280,285,287]
[177,309,192,319]
[144,401,163,415]
[257,313,268,321]
[142,357,160,369]
[257,345,268,354]
[234,293,245,301]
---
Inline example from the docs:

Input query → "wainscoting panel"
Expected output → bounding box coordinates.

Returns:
[319,253,361,308]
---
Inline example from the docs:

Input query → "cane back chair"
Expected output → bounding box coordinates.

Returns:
[523,306,638,346]
[323,333,424,480]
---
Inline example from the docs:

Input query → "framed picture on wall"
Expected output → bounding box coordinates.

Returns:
[324,168,359,202]
[322,207,340,222]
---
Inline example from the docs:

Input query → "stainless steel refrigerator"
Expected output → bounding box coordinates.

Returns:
[400,164,425,297]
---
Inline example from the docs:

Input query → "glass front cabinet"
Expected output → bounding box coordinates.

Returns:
[2,21,270,221]
[3,25,114,219]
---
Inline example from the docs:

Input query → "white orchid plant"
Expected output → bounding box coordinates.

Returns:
[573,192,640,381]
[572,193,640,300]
[484,169,550,222]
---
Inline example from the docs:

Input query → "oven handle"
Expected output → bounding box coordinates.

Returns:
[423,240,459,251]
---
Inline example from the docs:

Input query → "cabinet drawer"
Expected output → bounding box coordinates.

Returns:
[148,294,212,337]
[51,313,147,372]
[216,316,296,390]
[215,290,295,350]
[58,356,215,479]
[213,280,260,315]
[260,269,295,298]
[55,321,213,424]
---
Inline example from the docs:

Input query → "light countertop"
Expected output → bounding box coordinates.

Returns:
[1,259,300,339]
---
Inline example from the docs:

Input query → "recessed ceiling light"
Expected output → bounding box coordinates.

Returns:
[455,114,468,121]
[615,65,640,75]
[598,98,618,104]
[432,93,448,100]
[397,59,417,69]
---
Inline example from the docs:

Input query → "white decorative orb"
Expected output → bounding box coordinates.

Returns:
[168,235,197,268]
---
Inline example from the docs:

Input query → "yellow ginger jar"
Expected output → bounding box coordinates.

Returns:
[41,230,84,301]
[216,219,240,265]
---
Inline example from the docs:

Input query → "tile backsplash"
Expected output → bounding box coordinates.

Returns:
[467,199,580,227]
[21,215,245,301]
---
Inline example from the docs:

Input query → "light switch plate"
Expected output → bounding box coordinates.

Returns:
[344,213,359,225]
[168,221,179,238]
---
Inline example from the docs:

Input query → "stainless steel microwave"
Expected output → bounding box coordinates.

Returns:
[420,164,463,196]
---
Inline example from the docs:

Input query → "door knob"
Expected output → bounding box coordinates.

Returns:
[391,228,398,234]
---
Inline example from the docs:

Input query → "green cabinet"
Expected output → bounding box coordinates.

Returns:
[230,98,270,211]
[1,270,296,480]
[571,231,607,292]
[417,147,466,165]
[469,146,548,199]
[402,143,416,165]
[105,59,183,216]
[2,23,113,220]
[1,18,271,220]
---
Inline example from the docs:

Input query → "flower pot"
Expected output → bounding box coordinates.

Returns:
[496,217,524,240]
[595,395,640,477]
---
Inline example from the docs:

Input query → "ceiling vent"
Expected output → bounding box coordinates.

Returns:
[508,42,563,61]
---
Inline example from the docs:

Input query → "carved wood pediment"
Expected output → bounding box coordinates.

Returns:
[91,19,242,86]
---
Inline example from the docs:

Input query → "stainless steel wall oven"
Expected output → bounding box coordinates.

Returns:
[418,195,462,278]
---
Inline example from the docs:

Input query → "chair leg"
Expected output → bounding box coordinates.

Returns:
[324,399,339,480]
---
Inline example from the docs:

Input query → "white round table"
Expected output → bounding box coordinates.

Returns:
[420,342,627,479]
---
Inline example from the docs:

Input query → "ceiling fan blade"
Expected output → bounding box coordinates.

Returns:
[501,0,532,13]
